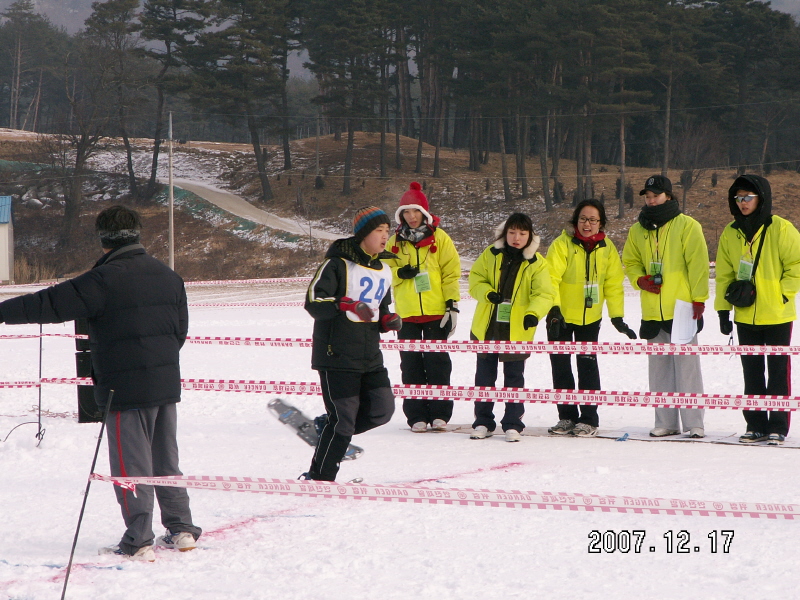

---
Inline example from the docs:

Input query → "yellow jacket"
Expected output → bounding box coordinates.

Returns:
[385,227,461,318]
[714,216,800,325]
[469,238,554,341]
[622,214,709,321]
[546,230,625,325]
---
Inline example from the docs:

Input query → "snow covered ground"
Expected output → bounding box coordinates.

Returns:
[1,279,799,600]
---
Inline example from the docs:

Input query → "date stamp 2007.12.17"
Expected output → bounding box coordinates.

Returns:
[588,530,734,554]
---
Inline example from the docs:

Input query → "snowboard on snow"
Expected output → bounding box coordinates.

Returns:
[268,398,364,460]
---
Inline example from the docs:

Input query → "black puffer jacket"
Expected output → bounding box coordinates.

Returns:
[0,244,187,411]
[305,238,395,372]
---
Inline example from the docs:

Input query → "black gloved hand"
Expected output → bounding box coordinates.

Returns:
[718,310,733,336]
[487,291,503,304]
[610,317,637,339]
[523,314,539,330]
[546,306,566,339]
[397,264,419,280]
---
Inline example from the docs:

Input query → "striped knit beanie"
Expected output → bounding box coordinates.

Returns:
[353,206,391,242]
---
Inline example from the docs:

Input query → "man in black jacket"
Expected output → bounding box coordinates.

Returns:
[0,205,201,562]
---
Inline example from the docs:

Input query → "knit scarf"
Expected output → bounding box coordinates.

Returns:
[398,223,433,244]
[638,198,681,230]
[573,229,606,253]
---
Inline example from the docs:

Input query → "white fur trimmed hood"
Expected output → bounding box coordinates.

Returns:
[492,220,540,260]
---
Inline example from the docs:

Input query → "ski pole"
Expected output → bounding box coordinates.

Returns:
[61,389,114,600]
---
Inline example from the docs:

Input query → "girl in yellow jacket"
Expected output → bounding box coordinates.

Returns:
[545,199,635,437]
[714,174,800,445]
[468,213,554,442]
[622,175,709,438]
[385,182,461,433]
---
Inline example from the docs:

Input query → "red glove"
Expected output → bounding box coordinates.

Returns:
[637,275,661,294]
[380,313,402,332]
[692,302,705,320]
[339,297,374,321]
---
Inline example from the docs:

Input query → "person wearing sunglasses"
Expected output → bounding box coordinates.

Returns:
[544,199,635,437]
[622,175,709,439]
[714,174,800,445]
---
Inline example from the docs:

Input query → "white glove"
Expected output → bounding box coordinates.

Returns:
[439,300,459,339]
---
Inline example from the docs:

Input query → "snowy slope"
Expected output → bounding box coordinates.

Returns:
[1,279,799,600]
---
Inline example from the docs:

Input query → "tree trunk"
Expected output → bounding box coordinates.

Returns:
[662,69,673,177]
[618,113,626,218]
[343,120,355,194]
[61,144,87,247]
[280,47,292,170]
[246,110,273,202]
[551,112,563,203]
[582,114,594,200]
[395,115,402,170]
[498,117,512,201]
[145,84,166,201]
[538,115,552,211]
[432,88,445,178]
[120,119,139,201]
[516,110,528,198]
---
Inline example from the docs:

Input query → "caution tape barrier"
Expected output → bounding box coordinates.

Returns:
[3,333,799,357]
[88,474,799,520]
[28,377,800,411]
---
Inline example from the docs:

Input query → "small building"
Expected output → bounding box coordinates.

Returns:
[0,196,13,283]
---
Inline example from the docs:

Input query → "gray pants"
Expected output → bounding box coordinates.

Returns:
[107,403,201,554]
[648,329,705,431]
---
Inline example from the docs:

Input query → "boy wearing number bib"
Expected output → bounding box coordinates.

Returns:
[303,207,401,481]
[385,182,462,433]
[468,213,554,442]
[715,175,800,445]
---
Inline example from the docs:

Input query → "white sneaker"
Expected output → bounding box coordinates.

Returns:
[431,419,448,431]
[411,422,427,433]
[505,430,521,442]
[688,428,705,439]
[99,544,156,562]
[470,425,493,439]
[156,530,196,552]
[649,427,680,437]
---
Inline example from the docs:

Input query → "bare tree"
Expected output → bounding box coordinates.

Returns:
[670,121,725,212]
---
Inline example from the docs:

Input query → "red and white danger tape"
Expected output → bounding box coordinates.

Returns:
[23,377,800,410]
[184,277,313,286]
[188,302,304,308]
[88,473,799,520]
[184,336,800,357]
[175,379,800,411]
[4,376,796,412]
[6,332,797,356]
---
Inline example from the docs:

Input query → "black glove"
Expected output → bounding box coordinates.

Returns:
[610,317,636,339]
[546,306,566,339]
[718,310,733,336]
[397,264,419,280]
[380,313,403,332]
[487,291,503,304]
[0,306,4,324]
[523,314,539,330]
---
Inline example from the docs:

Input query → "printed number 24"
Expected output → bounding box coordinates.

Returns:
[359,276,386,304]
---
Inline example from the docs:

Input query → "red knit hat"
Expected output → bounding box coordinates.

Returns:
[394,182,433,225]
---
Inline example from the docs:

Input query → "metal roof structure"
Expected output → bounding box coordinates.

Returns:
[0,196,11,224]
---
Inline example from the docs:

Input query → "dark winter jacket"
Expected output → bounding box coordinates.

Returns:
[305,238,395,372]
[0,244,187,411]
